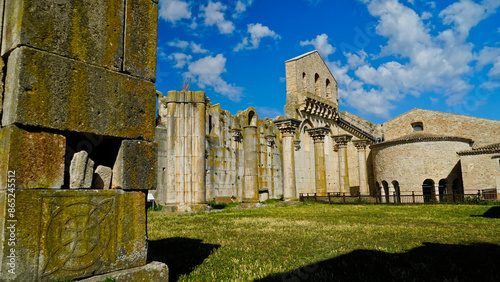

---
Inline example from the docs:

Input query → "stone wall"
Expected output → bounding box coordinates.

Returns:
[458,144,500,193]
[155,91,284,207]
[383,109,500,146]
[0,1,166,281]
[371,138,472,195]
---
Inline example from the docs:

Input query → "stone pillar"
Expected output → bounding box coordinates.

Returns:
[434,183,440,202]
[193,94,207,204]
[274,119,301,200]
[388,184,395,203]
[353,140,371,195]
[306,127,330,196]
[243,126,259,203]
[380,187,386,203]
[333,134,353,194]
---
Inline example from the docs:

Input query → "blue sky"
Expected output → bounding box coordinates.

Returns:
[156,0,500,124]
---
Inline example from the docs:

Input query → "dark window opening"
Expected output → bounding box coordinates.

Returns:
[412,122,423,132]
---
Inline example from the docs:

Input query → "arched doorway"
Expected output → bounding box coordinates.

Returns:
[392,180,401,203]
[382,180,389,203]
[422,179,434,203]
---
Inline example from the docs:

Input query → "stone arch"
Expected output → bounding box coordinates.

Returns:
[302,72,307,93]
[248,110,257,126]
[326,79,331,100]
[392,180,401,203]
[314,73,320,97]
[422,179,435,203]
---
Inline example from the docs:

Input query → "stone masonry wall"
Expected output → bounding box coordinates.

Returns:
[383,109,500,146]
[460,154,500,193]
[0,1,165,281]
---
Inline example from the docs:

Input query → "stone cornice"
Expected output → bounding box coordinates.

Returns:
[298,92,338,120]
[306,127,330,142]
[274,118,301,136]
[371,132,473,149]
[458,143,500,156]
[332,134,353,147]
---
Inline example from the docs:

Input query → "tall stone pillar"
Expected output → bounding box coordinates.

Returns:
[307,127,330,196]
[353,140,370,195]
[434,183,440,202]
[388,184,395,203]
[333,135,353,194]
[274,119,301,200]
[243,126,259,203]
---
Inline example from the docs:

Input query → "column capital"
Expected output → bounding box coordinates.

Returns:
[274,118,301,137]
[306,127,330,142]
[352,139,371,150]
[332,134,353,147]
[265,134,276,147]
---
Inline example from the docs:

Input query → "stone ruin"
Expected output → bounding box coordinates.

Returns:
[0,0,167,281]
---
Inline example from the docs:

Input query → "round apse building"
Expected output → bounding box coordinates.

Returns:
[370,132,473,202]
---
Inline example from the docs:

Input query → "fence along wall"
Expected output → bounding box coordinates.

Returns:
[155,91,284,208]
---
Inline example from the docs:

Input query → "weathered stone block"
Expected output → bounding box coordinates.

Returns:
[0,57,4,118]
[124,0,158,82]
[2,0,125,70]
[0,126,65,189]
[79,261,169,282]
[112,140,157,190]
[0,189,147,281]
[2,46,156,141]
[70,151,95,189]
[93,165,113,189]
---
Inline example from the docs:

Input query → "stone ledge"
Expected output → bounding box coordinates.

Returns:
[78,261,168,282]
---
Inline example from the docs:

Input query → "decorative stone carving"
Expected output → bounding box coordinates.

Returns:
[353,139,371,150]
[306,127,330,142]
[274,118,301,137]
[293,139,301,151]
[265,134,276,147]
[231,128,242,142]
[299,92,339,120]
[332,134,353,147]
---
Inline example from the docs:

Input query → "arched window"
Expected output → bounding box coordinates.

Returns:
[412,122,423,132]
[248,111,255,126]
[326,79,331,99]
[422,179,435,203]
[302,72,307,93]
[314,73,320,96]
[439,179,447,199]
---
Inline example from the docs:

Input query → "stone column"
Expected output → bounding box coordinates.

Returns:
[243,125,259,203]
[306,127,330,196]
[434,183,440,202]
[380,187,386,203]
[353,140,371,195]
[274,119,301,200]
[193,93,207,204]
[333,134,353,194]
[388,184,395,203]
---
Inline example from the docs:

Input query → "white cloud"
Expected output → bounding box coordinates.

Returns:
[300,34,336,58]
[234,0,254,18]
[421,11,433,20]
[159,0,191,23]
[200,1,235,34]
[168,40,209,54]
[301,0,500,118]
[168,52,192,68]
[234,23,280,51]
[184,54,242,101]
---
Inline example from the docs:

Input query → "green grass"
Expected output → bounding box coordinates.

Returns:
[147,203,500,281]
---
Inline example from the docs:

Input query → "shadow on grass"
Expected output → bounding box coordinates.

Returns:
[256,243,500,282]
[473,206,500,218]
[147,237,220,281]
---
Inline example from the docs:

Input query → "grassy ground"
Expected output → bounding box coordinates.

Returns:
[147,203,500,281]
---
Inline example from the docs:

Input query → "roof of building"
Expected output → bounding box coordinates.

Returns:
[371,132,473,148]
[457,142,500,156]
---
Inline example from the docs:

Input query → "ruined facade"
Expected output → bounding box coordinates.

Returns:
[155,50,500,208]
[0,1,167,281]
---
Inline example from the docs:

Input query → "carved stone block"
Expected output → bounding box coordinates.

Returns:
[0,189,147,281]
[2,46,156,141]
[123,0,158,82]
[112,140,158,190]
[0,125,65,190]
[2,0,125,70]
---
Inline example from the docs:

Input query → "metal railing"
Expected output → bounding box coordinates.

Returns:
[299,190,497,205]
